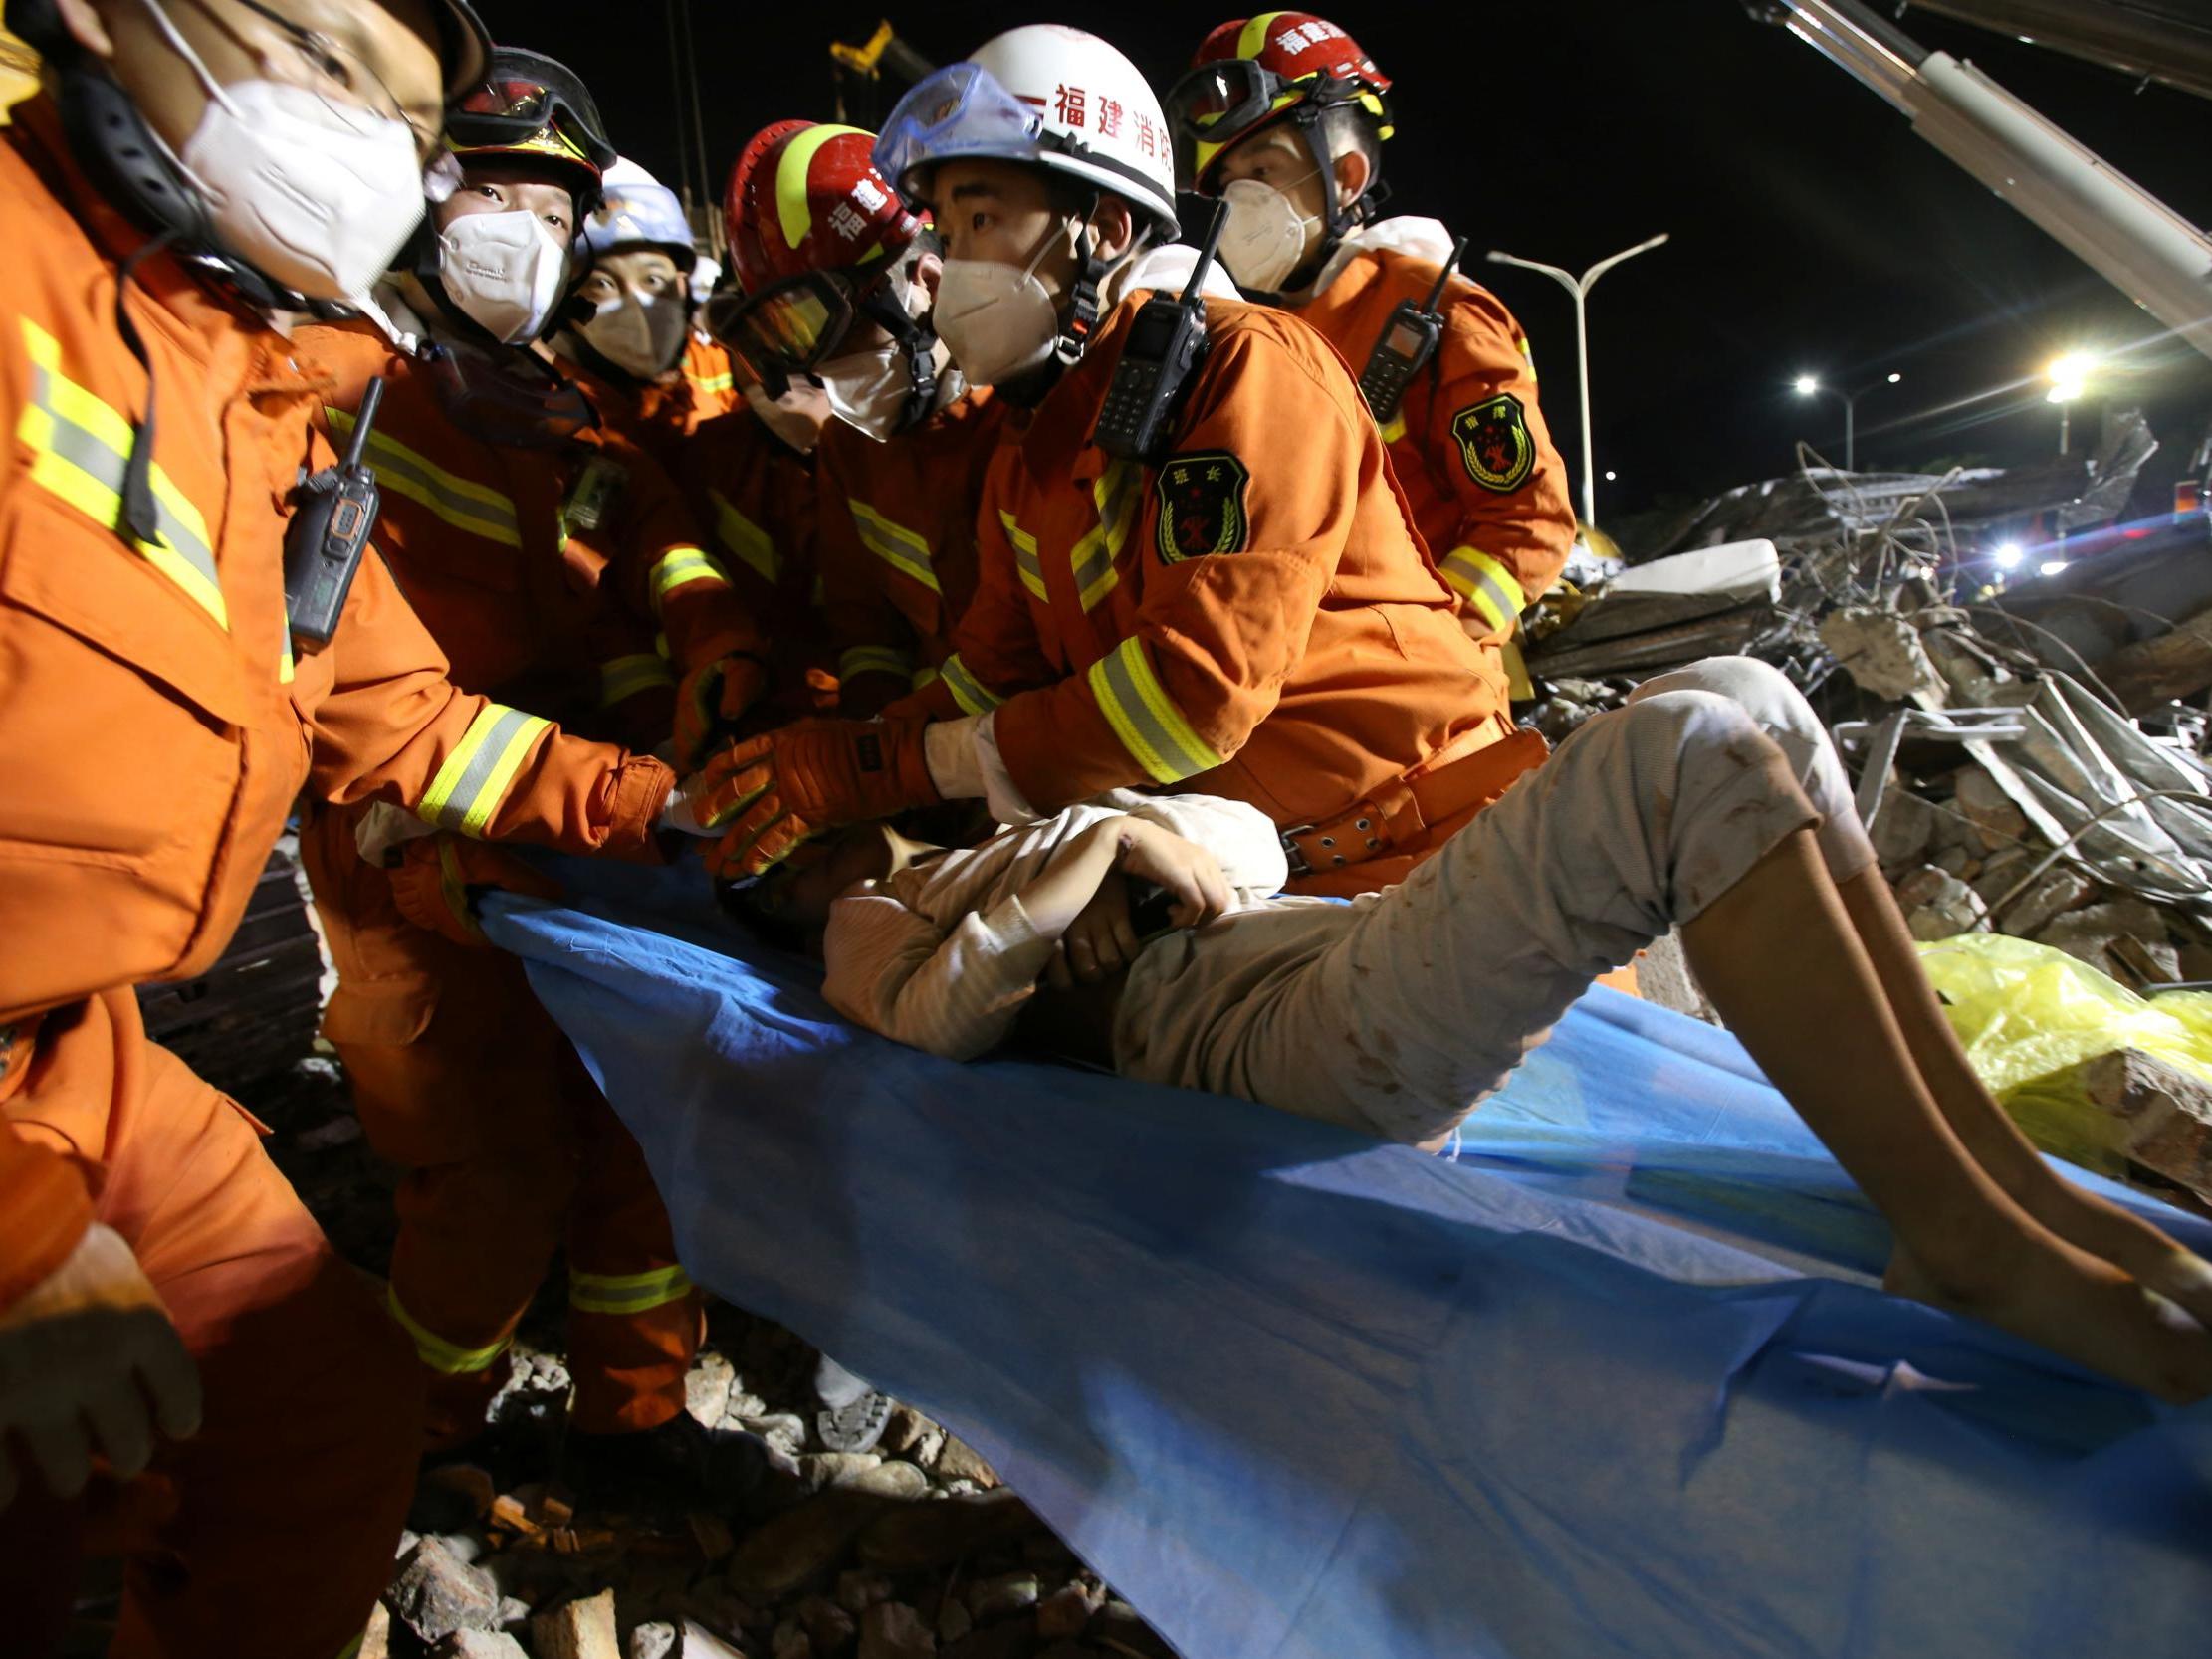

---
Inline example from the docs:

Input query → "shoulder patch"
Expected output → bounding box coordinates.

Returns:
[1154,451,1250,563]
[1450,394,1536,495]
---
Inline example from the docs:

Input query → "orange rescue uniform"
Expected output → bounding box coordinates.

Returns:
[563,329,741,479]
[295,315,752,1444]
[1298,244,1575,646]
[672,405,827,723]
[817,386,1009,717]
[902,293,1524,895]
[0,101,673,1659]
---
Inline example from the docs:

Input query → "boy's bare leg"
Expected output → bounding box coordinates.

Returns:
[1683,832,2212,1401]
[1832,870,2212,1323]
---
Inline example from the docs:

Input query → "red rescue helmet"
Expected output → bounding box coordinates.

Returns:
[714,121,929,373]
[1167,13,1393,196]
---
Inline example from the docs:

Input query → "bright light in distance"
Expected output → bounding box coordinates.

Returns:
[1793,375,1819,396]
[1885,371,1902,384]
[2046,352,2093,403]
[1604,470,1617,481]
[1993,541,2023,569]
[2039,559,2070,576]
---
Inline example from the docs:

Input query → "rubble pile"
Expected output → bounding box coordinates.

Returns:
[354,1335,1174,1659]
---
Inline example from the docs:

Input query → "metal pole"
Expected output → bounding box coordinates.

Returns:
[1487,232,1668,527]
[1844,393,1857,471]
[2059,402,2071,455]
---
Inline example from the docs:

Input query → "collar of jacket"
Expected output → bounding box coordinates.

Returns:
[1014,292,1144,492]
[8,95,311,400]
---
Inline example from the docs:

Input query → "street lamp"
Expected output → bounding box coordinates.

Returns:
[2046,352,2094,454]
[1992,541,2023,569]
[1487,232,1669,526]
[1791,370,1903,471]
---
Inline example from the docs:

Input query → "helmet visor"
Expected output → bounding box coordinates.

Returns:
[874,62,1044,203]
[708,272,860,373]
[450,78,616,172]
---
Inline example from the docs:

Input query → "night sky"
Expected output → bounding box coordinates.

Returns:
[513,2,2212,521]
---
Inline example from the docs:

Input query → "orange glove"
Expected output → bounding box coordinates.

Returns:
[693,716,939,881]
[673,649,771,770]
[388,837,565,946]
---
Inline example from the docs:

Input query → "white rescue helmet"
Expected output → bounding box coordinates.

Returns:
[876,25,1180,241]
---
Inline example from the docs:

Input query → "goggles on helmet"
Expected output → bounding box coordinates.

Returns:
[450,76,615,174]
[873,62,1048,202]
[1162,59,1387,188]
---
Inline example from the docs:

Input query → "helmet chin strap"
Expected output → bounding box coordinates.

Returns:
[1271,104,1385,301]
[1055,195,1109,368]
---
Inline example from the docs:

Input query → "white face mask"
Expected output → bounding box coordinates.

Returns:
[1217,176,1322,295]
[577,292,689,380]
[819,343,920,443]
[438,210,571,344]
[932,225,1066,386]
[143,0,426,303]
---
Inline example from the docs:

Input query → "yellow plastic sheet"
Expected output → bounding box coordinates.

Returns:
[1916,933,2212,1175]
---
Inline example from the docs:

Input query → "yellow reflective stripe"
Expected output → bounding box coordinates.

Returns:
[1518,334,1536,382]
[839,644,913,683]
[279,621,296,685]
[1378,412,1407,446]
[709,490,780,587]
[334,1637,364,1659]
[1086,636,1224,784]
[326,406,521,548]
[998,510,1046,601]
[19,319,227,627]
[911,663,940,691]
[386,1283,511,1375]
[417,703,553,838]
[686,370,735,394]
[599,652,675,708]
[569,1263,696,1316]
[1237,12,1291,57]
[938,652,1002,717]
[650,545,731,616]
[851,500,940,593]
[1438,547,1526,635]
[1069,461,1138,612]
[775,123,870,249]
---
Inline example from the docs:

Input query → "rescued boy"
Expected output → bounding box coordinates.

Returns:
[731,658,2212,1405]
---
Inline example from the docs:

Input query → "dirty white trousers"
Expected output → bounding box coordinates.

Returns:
[1111,658,1879,1143]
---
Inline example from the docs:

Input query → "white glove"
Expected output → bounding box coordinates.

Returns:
[0,1223,202,1512]
[354,799,439,866]
[658,767,718,838]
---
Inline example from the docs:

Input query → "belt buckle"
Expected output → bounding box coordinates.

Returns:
[1278,824,1315,878]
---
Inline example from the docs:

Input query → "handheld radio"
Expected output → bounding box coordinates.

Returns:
[1092,202,1228,464]
[1357,235,1469,426]
[285,376,385,651]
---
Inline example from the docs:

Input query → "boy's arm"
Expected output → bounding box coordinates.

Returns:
[822,821,1125,1061]
[1116,794,1289,900]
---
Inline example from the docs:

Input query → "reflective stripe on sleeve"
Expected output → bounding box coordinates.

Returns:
[1438,547,1526,635]
[708,489,780,587]
[910,663,941,691]
[686,369,734,395]
[326,406,522,548]
[998,510,1046,602]
[416,702,553,838]
[838,644,913,684]
[937,652,1003,717]
[1069,460,1137,612]
[1378,412,1408,446]
[650,545,731,616]
[569,1264,695,1316]
[1086,635,1225,784]
[850,500,940,593]
[19,319,227,626]
[385,1283,511,1375]
[599,652,676,708]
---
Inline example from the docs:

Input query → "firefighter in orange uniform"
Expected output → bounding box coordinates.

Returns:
[290,49,764,1480]
[698,27,1539,899]
[717,120,1009,719]
[1165,13,1576,663]
[0,2,709,1654]
[553,155,732,474]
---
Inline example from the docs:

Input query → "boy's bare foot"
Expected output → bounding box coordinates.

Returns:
[1884,1237,2212,1403]
[1980,1178,2212,1331]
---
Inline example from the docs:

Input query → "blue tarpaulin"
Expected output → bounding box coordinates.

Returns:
[483,863,2212,1659]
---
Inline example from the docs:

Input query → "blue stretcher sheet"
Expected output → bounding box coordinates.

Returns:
[483,862,2212,1659]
